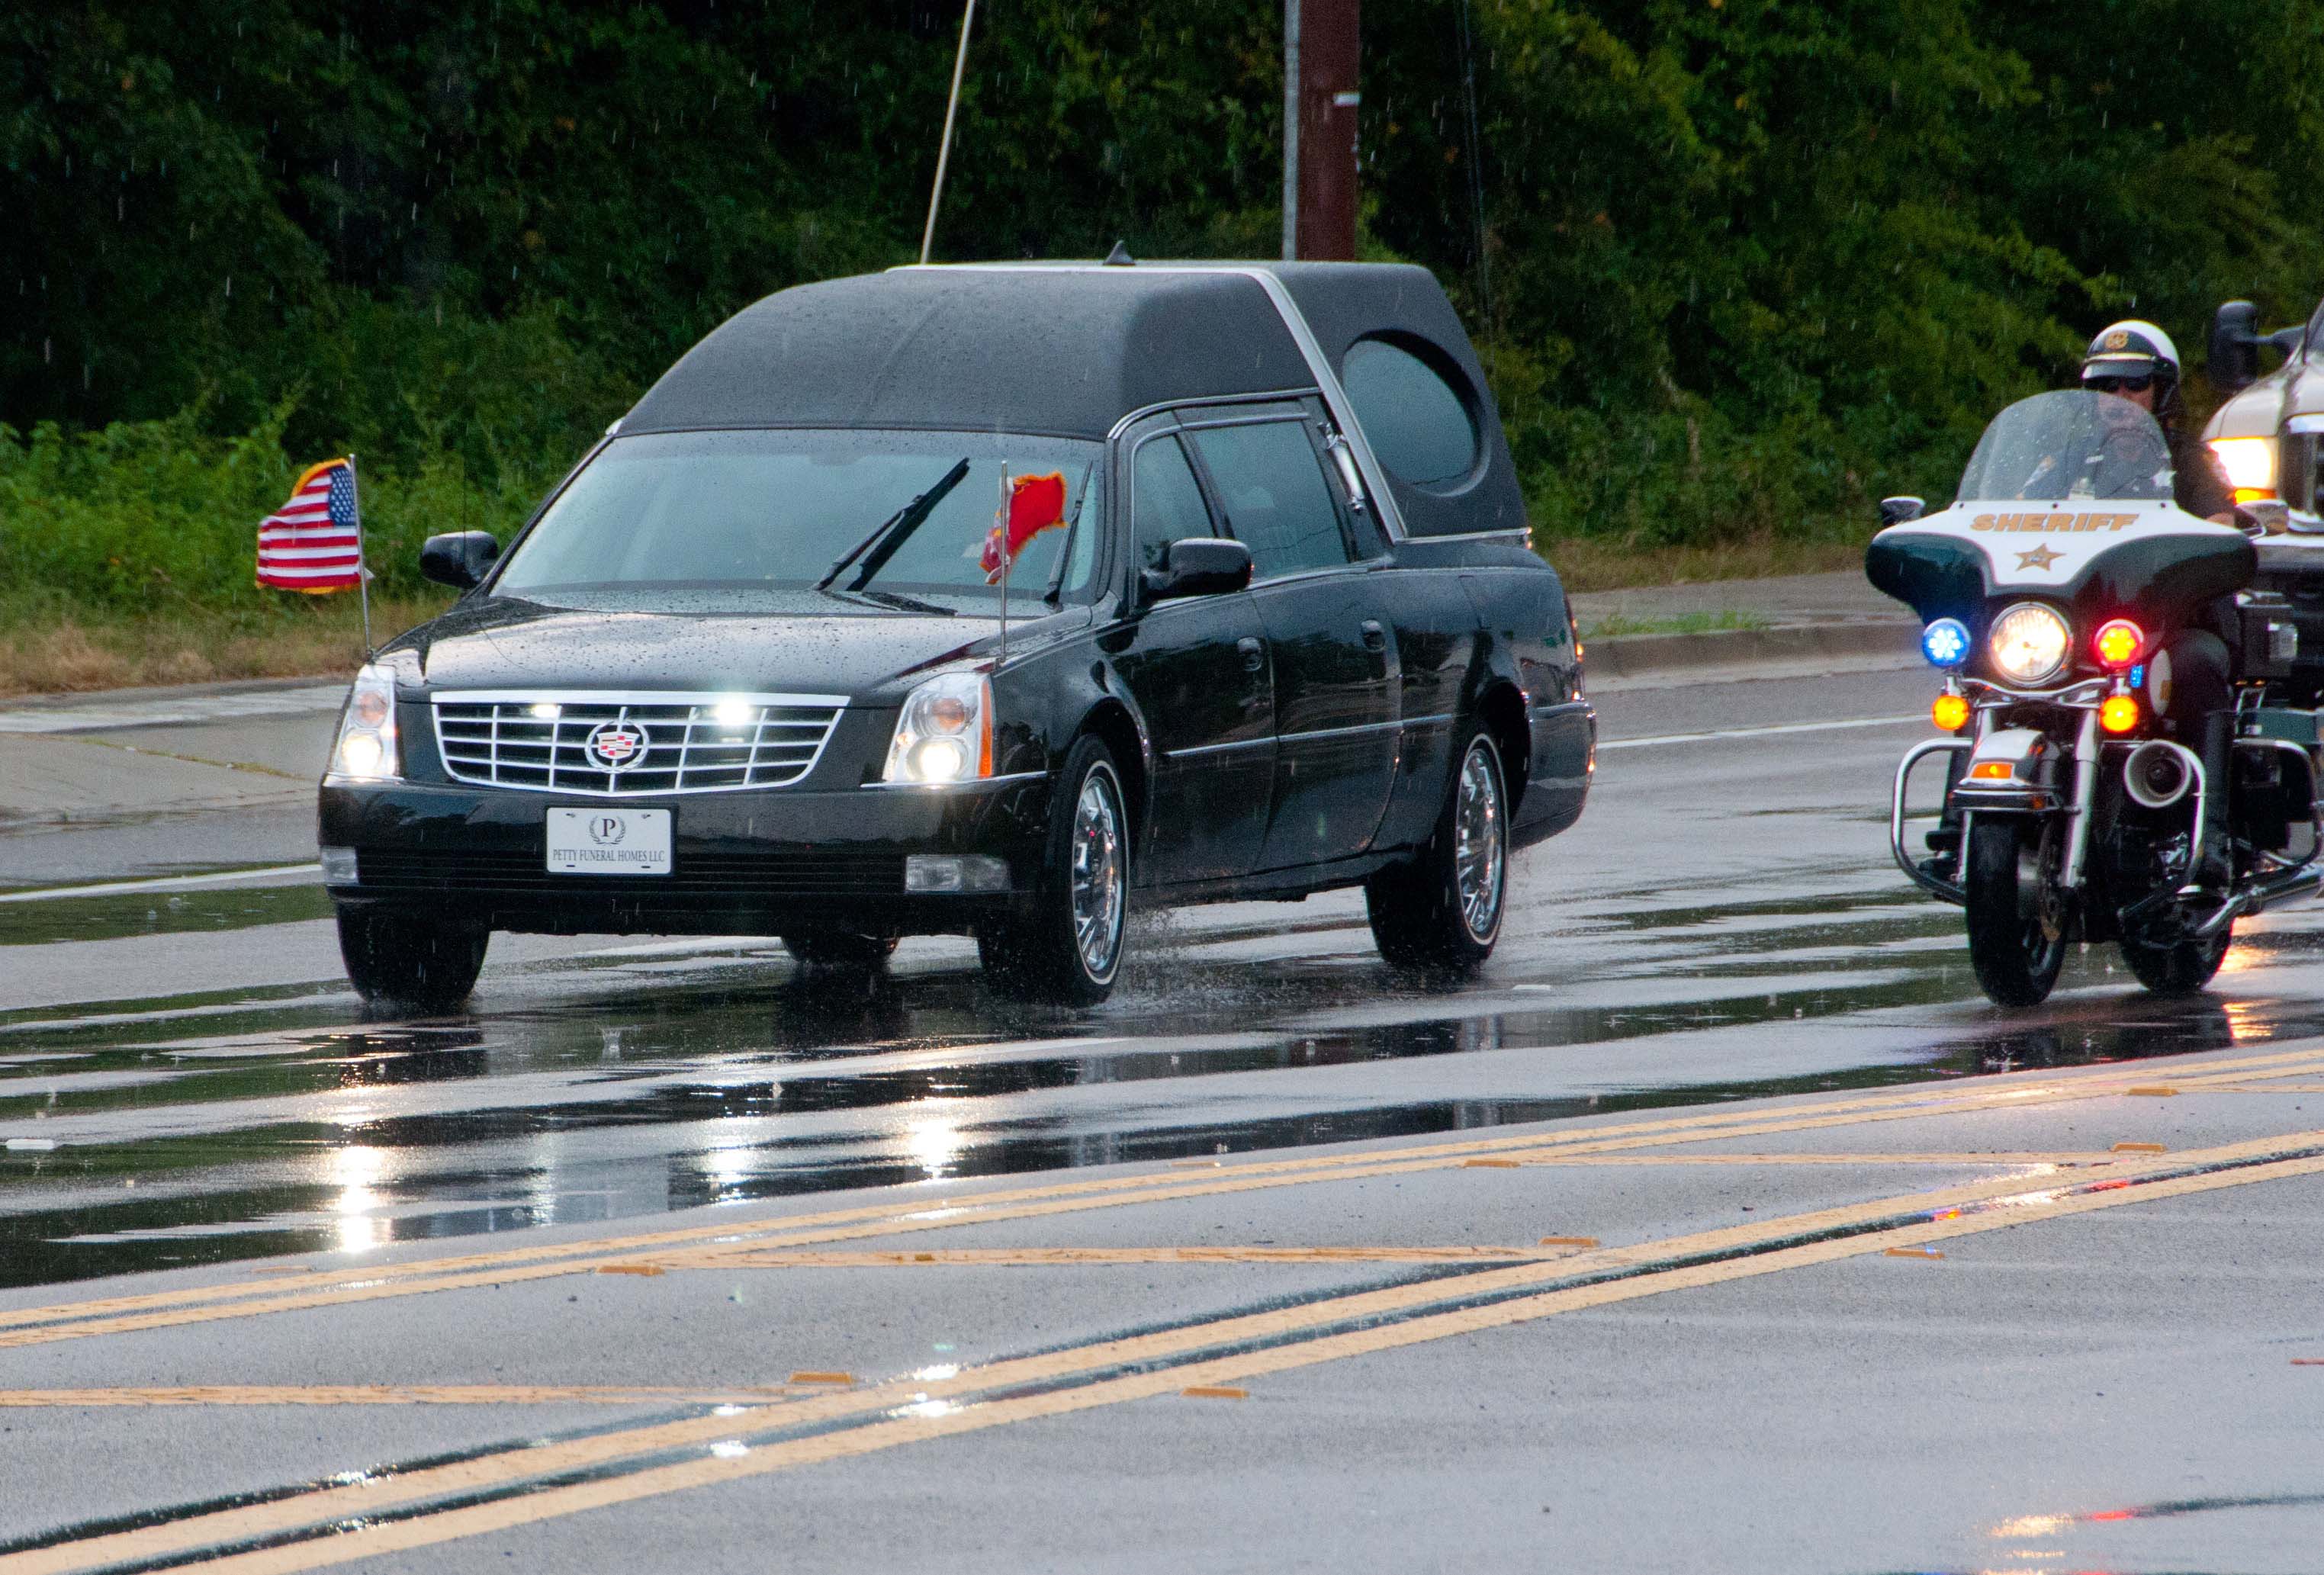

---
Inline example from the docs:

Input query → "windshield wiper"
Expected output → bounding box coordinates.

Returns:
[815,457,971,592]
[1043,461,1097,605]
[849,587,956,617]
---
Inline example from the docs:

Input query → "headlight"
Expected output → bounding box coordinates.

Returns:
[2209,437,2275,494]
[328,663,401,782]
[883,671,993,784]
[1988,603,2072,686]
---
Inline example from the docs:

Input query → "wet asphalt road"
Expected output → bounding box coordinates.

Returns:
[2,658,2322,1571]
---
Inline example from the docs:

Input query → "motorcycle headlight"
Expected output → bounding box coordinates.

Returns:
[328,663,402,782]
[1988,603,2072,686]
[883,671,993,784]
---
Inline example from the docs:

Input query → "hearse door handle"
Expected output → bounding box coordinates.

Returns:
[1361,621,1387,651]
[1238,636,1266,673]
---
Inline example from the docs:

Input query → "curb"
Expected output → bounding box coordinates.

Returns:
[1585,621,1917,682]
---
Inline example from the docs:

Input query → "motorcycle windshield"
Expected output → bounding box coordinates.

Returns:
[1954,390,2175,504]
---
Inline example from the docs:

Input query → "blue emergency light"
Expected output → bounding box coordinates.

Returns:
[1921,617,1971,669]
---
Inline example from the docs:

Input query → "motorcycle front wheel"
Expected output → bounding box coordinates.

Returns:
[1963,817,2069,1008]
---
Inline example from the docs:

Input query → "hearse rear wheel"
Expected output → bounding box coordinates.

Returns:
[978,735,1127,1007]
[780,934,900,970]
[1367,729,1508,977]
[336,908,489,1012]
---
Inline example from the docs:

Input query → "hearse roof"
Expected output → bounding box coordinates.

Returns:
[621,261,1527,538]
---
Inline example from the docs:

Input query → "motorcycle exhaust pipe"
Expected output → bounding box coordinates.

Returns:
[2123,739,2193,809]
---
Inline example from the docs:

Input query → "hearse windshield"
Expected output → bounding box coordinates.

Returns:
[495,429,1104,612]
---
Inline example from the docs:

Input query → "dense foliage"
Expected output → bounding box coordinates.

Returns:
[5,0,2322,621]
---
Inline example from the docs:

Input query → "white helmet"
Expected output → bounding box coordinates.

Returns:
[2081,320,2181,386]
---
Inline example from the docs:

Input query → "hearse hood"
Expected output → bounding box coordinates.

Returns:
[388,597,1056,702]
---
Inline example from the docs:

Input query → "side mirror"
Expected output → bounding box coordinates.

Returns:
[419,531,500,590]
[1878,496,1926,529]
[1139,538,1253,602]
[2210,301,2264,397]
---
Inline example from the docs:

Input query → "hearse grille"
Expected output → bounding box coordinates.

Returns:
[432,691,847,796]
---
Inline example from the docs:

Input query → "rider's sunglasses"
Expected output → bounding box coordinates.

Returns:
[2088,374,2155,394]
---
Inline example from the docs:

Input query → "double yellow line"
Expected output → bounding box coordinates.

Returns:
[10,1124,2322,1574]
[7,1042,2319,1354]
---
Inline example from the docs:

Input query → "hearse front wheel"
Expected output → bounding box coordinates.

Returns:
[336,908,488,1012]
[978,736,1127,1006]
[1367,729,1508,976]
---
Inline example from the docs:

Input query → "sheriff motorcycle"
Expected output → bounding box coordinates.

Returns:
[1869,388,2324,1007]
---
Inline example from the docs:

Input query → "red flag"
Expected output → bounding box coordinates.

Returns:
[981,471,1068,584]
[256,459,365,593]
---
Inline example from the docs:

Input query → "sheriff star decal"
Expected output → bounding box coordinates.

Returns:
[2016,543,2063,571]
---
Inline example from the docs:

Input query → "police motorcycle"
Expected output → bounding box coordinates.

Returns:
[1869,388,2324,1007]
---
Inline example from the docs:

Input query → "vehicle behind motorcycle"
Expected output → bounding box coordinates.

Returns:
[1868,389,2323,1007]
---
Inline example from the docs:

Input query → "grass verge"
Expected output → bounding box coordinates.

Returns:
[0,595,452,699]
[1541,533,1864,593]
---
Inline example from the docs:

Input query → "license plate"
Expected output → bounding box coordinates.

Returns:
[546,807,672,876]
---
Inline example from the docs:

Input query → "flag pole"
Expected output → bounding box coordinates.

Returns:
[348,453,374,657]
[995,461,1011,667]
[920,0,978,265]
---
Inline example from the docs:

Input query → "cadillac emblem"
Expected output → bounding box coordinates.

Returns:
[585,721,649,770]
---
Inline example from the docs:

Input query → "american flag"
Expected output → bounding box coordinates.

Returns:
[256,458,365,593]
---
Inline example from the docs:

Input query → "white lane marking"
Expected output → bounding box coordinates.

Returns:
[0,684,348,734]
[1599,715,1925,751]
[0,864,322,905]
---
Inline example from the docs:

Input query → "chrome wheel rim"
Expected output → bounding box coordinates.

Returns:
[1453,740,1505,942]
[1070,763,1126,980]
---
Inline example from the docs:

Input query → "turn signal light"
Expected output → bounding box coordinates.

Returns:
[1930,693,1970,732]
[2100,694,2141,734]
[2092,619,2144,668]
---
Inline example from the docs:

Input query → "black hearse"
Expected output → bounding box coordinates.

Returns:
[320,261,1593,1006]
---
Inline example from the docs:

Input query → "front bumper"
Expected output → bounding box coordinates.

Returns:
[319,774,1051,937]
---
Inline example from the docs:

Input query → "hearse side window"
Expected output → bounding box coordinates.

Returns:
[1133,436,1214,571]
[1186,420,1352,579]
[1341,336,1479,487]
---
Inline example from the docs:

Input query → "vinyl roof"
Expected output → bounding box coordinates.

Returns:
[622,266,1315,441]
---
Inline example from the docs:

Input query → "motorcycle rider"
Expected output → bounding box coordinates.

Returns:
[2080,320,2237,886]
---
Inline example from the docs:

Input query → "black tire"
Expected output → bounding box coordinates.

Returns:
[2119,923,2230,996]
[780,933,899,969]
[1962,817,2068,1008]
[978,735,1129,1006]
[336,907,488,1011]
[1367,729,1509,976]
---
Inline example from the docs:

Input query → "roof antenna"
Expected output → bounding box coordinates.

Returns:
[1102,240,1134,267]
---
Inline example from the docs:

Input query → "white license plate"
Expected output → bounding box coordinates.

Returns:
[546,808,672,876]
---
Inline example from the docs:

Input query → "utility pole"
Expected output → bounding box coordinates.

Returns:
[1282,0,1359,262]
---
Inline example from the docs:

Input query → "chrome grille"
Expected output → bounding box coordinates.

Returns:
[431,690,847,796]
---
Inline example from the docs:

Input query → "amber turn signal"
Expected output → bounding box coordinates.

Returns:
[2093,618,2144,668]
[2100,694,2140,734]
[1930,693,1970,732]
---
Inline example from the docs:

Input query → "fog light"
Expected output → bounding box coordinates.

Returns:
[319,846,359,885]
[1931,693,1970,732]
[2101,694,2141,734]
[905,855,1010,893]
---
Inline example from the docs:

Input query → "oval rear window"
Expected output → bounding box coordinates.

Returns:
[1342,336,1479,487]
